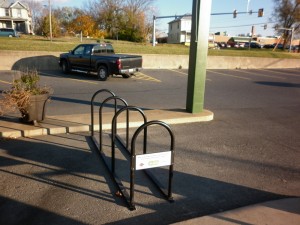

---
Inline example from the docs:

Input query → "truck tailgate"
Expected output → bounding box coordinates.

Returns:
[117,54,142,69]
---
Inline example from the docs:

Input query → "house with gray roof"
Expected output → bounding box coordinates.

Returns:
[0,0,33,34]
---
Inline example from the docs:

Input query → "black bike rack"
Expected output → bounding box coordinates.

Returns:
[90,90,175,210]
[112,106,148,158]
[90,89,116,137]
[130,120,175,209]
[98,96,128,152]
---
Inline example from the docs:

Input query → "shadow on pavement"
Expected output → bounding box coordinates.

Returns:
[0,132,291,225]
[255,81,300,88]
[50,96,151,111]
[0,196,86,225]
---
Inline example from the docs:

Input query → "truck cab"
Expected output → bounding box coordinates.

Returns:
[59,43,142,81]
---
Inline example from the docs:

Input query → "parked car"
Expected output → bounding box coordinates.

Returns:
[276,44,284,49]
[238,43,245,48]
[233,42,245,48]
[0,28,19,37]
[292,45,300,51]
[217,42,230,48]
[263,44,275,49]
[244,42,263,49]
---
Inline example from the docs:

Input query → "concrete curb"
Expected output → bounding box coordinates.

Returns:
[0,109,214,138]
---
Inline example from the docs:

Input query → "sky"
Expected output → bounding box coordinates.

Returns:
[49,0,275,37]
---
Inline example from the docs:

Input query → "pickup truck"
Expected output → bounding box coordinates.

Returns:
[59,43,142,81]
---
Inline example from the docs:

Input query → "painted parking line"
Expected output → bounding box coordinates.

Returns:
[237,69,286,80]
[207,70,251,80]
[256,69,300,77]
[167,69,211,81]
[0,80,12,85]
[134,72,161,82]
[39,72,99,85]
[168,69,188,76]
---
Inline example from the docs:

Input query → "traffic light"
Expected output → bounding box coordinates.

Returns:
[233,10,237,18]
[264,24,267,30]
[258,8,264,17]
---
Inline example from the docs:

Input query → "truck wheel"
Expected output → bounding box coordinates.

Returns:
[62,60,70,74]
[97,66,108,81]
[122,74,131,78]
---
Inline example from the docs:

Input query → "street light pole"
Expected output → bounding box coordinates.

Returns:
[49,0,52,42]
[274,27,294,52]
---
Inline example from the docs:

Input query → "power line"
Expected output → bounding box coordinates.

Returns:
[211,22,275,29]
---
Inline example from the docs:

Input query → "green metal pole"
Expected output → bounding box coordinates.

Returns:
[186,0,212,113]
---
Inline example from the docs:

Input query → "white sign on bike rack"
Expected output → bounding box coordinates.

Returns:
[135,151,172,170]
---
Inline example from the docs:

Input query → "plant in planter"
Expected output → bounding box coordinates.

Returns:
[0,69,52,124]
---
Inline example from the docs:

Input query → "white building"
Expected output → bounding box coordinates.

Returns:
[168,14,191,44]
[0,0,33,34]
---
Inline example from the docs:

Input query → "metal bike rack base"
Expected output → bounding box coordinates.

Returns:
[92,139,136,210]
[90,90,175,210]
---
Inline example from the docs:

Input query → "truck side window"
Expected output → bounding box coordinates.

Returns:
[74,46,85,55]
[107,45,114,53]
[100,45,106,53]
[93,45,100,54]
[84,46,92,55]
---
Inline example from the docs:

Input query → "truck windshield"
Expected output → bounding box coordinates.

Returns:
[74,46,85,55]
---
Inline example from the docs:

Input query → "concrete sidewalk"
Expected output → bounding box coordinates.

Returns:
[1,109,299,224]
[173,198,300,225]
[0,109,214,138]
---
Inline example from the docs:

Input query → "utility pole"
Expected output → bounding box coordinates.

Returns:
[49,0,52,42]
[152,16,156,47]
[186,0,212,113]
[290,27,294,52]
[273,27,294,52]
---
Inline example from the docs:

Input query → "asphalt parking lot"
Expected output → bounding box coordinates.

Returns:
[1,68,299,115]
[0,68,300,224]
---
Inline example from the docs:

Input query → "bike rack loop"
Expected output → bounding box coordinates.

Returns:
[130,120,175,208]
[111,106,147,174]
[99,96,128,152]
[90,89,116,136]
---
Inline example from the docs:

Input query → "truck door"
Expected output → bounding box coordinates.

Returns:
[69,45,91,69]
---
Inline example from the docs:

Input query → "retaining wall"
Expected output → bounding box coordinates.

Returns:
[1,50,299,71]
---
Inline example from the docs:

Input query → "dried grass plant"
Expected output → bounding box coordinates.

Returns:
[0,69,52,117]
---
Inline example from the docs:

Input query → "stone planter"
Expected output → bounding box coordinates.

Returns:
[20,93,50,123]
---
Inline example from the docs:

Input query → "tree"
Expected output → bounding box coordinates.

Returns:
[85,0,155,42]
[272,0,300,47]
[68,14,106,38]
[112,0,154,42]
[22,0,44,34]
[85,0,124,38]
[53,7,86,35]
[119,7,152,42]
[38,14,60,38]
